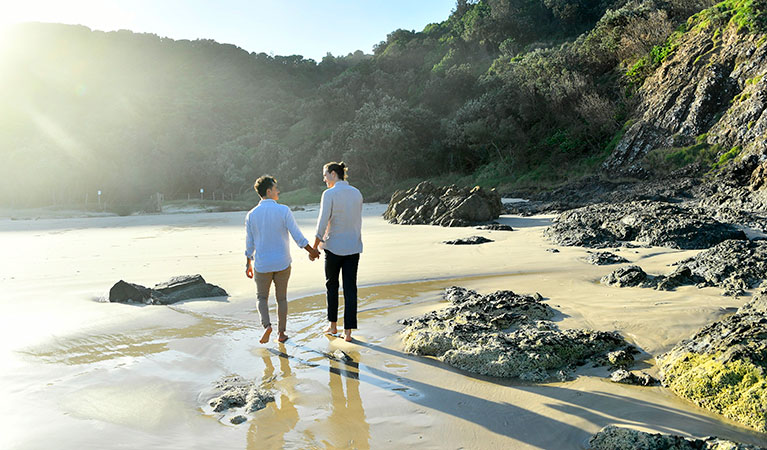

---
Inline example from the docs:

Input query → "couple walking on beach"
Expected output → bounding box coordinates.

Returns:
[244,162,363,343]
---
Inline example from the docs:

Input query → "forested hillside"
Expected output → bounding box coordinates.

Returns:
[2,0,763,209]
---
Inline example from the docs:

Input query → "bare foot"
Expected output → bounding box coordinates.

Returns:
[259,326,272,344]
[344,330,353,342]
[277,332,289,343]
[324,323,338,335]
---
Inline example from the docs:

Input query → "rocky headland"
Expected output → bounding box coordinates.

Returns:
[400,287,631,381]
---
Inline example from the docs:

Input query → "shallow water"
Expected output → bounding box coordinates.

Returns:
[2,207,766,449]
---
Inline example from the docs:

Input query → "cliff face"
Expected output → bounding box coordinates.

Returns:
[604,19,767,187]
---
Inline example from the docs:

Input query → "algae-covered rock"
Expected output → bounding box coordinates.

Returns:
[658,289,767,432]
[610,369,658,386]
[588,425,765,450]
[400,287,627,380]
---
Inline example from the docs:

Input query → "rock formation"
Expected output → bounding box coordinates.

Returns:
[400,287,629,381]
[384,181,502,227]
[589,425,765,450]
[545,200,746,249]
[443,236,493,245]
[657,289,767,432]
[108,274,228,305]
[584,251,629,265]
[206,375,274,425]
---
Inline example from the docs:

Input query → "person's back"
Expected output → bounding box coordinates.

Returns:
[317,181,363,257]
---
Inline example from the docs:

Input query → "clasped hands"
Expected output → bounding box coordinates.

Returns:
[308,246,320,261]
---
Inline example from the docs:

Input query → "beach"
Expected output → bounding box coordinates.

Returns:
[2,204,766,449]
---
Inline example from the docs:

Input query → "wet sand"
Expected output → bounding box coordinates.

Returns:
[2,204,766,449]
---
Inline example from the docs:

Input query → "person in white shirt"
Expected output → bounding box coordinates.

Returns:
[245,175,320,343]
[312,162,363,342]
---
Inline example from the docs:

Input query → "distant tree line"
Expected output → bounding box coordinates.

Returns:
[0,0,723,207]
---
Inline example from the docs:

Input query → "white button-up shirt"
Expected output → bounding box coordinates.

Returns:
[245,199,309,273]
[315,181,363,256]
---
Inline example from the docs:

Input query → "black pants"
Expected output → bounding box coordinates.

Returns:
[324,250,360,329]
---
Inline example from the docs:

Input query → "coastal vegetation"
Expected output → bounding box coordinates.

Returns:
[7,0,761,211]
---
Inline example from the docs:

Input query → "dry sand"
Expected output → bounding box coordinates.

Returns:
[1,203,766,449]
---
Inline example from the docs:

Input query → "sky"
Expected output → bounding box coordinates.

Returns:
[0,0,458,61]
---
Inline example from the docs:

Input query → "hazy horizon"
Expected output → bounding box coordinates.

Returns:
[0,0,456,61]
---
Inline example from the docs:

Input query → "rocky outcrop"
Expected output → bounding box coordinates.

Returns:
[443,236,493,245]
[476,223,514,231]
[609,369,658,386]
[108,274,228,305]
[589,425,765,450]
[205,375,274,425]
[584,251,629,265]
[384,181,502,227]
[400,287,628,381]
[545,200,746,249]
[602,18,767,176]
[602,240,767,296]
[657,289,767,432]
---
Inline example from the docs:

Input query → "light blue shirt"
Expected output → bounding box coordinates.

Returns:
[315,181,363,256]
[245,199,309,273]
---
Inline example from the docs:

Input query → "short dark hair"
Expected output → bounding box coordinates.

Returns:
[324,161,347,180]
[254,175,276,198]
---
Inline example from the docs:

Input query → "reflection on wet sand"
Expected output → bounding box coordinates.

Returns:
[325,351,370,450]
[247,345,298,449]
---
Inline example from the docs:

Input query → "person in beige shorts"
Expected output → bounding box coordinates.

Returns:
[245,175,319,343]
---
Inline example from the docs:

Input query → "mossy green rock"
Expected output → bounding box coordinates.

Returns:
[589,425,766,449]
[658,289,767,432]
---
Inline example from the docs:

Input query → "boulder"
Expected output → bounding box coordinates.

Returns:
[384,182,502,227]
[584,251,629,265]
[589,425,765,450]
[657,289,767,432]
[609,369,658,386]
[601,266,648,287]
[400,287,627,380]
[476,224,514,231]
[545,200,747,249]
[108,274,228,305]
[443,236,493,245]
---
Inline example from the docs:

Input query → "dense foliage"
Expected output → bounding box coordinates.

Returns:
[0,0,730,207]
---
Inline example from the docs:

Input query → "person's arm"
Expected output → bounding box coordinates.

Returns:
[286,208,319,260]
[314,190,331,250]
[245,214,255,278]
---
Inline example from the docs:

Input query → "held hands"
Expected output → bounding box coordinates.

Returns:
[245,261,254,279]
[308,246,320,261]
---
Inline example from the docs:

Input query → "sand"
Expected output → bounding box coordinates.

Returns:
[1,203,766,449]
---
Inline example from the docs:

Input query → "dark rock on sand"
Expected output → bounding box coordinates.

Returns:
[545,200,746,249]
[208,375,274,416]
[476,224,513,231]
[610,369,658,386]
[443,236,493,245]
[603,240,767,296]
[584,251,629,265]
[675,239,767,296]
[401,287,627,381]
[108,274,228,305]
[384,181,502,227]
[657,289,767,432]
[601,266,648,287]
[589,425,765,450]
